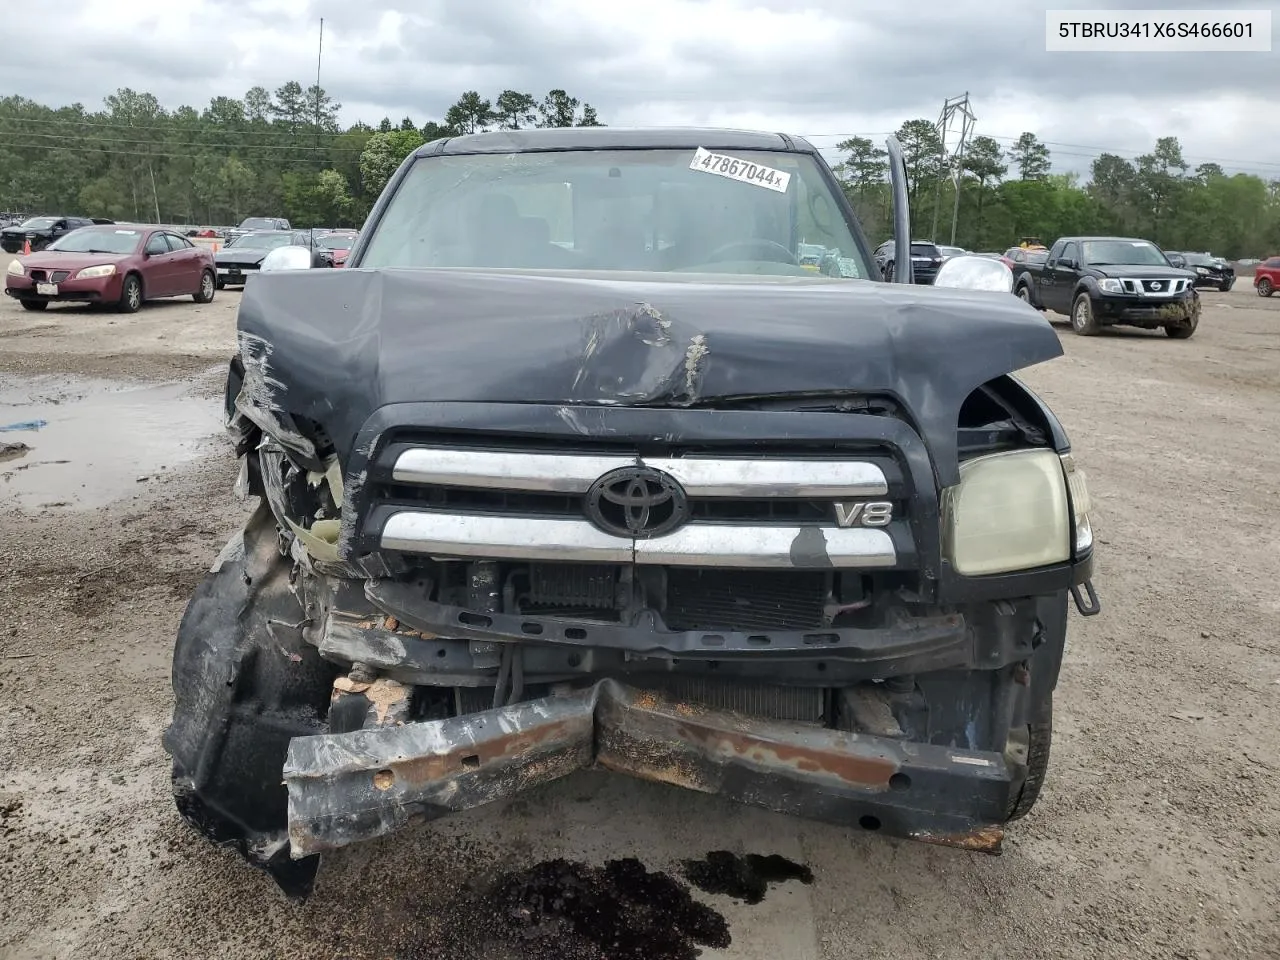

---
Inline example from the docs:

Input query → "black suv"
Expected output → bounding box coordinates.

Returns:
[1166,251,1234,291]
[874,238,943,283]
[165,126,1099,898]
[0,215,110,254]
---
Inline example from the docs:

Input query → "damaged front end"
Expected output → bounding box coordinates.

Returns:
[166,268,1099,899]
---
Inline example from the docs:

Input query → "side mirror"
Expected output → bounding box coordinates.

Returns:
[885,135,913,284]
[931,254,1015,293]
[260,245,316,272]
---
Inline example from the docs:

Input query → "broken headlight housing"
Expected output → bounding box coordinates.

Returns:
[6,259,22,276]
[942,448,1090,576]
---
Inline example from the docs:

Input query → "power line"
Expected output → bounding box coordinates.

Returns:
[0,135,354,165]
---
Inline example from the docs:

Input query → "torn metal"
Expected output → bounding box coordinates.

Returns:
[284,678,1010,858]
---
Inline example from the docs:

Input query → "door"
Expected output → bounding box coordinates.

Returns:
[165,233,204,292]
[142,232,177,296]
[1043,242,1078,312]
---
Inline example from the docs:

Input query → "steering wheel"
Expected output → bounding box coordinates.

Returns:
[704,238,798,265]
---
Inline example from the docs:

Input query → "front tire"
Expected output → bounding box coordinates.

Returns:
[193,269,216,303]
[1070,292,1100,335]
[118,273,143,313]
[1006,696,1053,821]
[20,299,48,311]
[883,261,895,282]
[1259,277,1274,297]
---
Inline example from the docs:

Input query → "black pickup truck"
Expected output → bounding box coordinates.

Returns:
[163,126,1100,899]
[1011,236,1200,338]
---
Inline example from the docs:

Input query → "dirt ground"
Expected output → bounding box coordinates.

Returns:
[1,256,1278,960]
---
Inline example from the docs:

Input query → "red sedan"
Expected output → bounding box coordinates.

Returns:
[1254,256,1280,297]
[4,224,216,313]
[314,230,359,267]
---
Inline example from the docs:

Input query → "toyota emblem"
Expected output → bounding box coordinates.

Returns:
[584,466,689,538]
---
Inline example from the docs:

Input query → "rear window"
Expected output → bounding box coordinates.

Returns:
[910,244,940,257]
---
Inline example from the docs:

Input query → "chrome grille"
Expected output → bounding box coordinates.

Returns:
[371,446,905,570]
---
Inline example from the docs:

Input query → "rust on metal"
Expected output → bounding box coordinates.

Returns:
[910,824,1005,854]
[672,718,898,789]
[389,717,583,786]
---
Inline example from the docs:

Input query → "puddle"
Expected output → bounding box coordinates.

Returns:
[0,375,225,510]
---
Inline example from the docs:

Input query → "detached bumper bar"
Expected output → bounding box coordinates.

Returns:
[283,679,1013,858]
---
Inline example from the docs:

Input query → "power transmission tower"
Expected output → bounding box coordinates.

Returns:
[929,93,977,246]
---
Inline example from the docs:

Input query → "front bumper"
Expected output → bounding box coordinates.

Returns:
[1093,293,1196,326]
[5,273,121,303]
[283,677,1011,857]
[216,264,260,284]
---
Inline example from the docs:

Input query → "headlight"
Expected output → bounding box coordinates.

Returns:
[941,449,1071,576]
[1060,453,1093,553]
[6,259,23,276]
[1097,278,1122,293]
[75,264,116,279]
[1196,267,1209,275]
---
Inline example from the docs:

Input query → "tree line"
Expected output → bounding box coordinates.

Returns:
[2,85,1276,257]
[0,84,603,228]
[836,121,1280,259]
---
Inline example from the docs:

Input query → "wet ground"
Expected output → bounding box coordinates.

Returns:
[1,261,1279,960]
[0,374,224,510]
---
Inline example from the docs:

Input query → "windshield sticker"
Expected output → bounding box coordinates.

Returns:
[114,230,138,235]
[690,148,790,193]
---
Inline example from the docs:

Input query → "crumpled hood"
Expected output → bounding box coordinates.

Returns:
[235,267,1064,473]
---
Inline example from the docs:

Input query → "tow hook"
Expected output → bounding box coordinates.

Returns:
[1070,580,1101,616]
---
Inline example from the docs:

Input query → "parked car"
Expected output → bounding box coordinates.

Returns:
[4,224,216,312]
[1254,256,1280,297]
[214,230,330,288]
[0,215,113,254]
[937,245,967,259]
[872,238,944,283]
[1165,251,1235,291]
[1000,247,1048,271]
[1010,236,1199,338]
[225,216,292,243]
[164,125,1100,899]
[313,229,360,267]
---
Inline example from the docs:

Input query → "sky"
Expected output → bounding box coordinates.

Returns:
[5,0,1279,181]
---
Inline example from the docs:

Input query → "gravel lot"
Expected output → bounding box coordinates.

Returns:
[1,254,1278,960]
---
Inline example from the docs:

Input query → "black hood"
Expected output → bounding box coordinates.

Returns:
[1091,263,1194,280]
[2,225,52,236]
[217,248,269,264]
[234,267,1065,476]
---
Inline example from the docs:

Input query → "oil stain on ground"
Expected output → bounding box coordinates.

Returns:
[397,856,730,960]
[682,851,815,904]
[394,851,815,960]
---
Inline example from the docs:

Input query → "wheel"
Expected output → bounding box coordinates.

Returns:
[193,269,216,303]
[1015,284,1032,304]
[883,261,895,282]
[1258,277,1274,297]
[118,273,143,313]
[1165,296,1199,338]
[1219,280,1233,292]
[1070,292,1100,335]
[20,299,47,311]
[1006,696,1053,821]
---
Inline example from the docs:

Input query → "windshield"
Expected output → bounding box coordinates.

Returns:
[359,148,872,279]
[316,233,357,250]
[239,218,278,230]
[1181,253,1216,266]
[229,233,295,250]
[47,227,142,254]
[1081,240,1170,266]
[21,217,57,229]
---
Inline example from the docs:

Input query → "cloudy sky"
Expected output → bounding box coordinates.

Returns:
[7,0,1279,180]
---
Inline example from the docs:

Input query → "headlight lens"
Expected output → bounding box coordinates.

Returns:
[6,259,23,276]
[1196,267,1208,275]
[942,449,1070,576]
[1097,278,1122,293]
[1060,453,1093,553]
[75,264,116,279]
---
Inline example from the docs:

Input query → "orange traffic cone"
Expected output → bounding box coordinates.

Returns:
[21,238,30,255]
